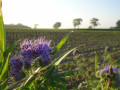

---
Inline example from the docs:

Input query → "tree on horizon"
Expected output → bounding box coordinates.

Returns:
[73,18,82,29]
[116,20,120,28]
[53,22,61,29]
[90,18,100,28]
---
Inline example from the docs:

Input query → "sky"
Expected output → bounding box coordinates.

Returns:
[2,0,120,28]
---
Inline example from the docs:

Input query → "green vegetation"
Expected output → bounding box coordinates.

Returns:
[5,28,120,89]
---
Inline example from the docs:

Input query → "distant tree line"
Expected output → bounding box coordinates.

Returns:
[53,17,100,29]
[4,19,120,29]
[4,23,31,29]
[53,18,120,30]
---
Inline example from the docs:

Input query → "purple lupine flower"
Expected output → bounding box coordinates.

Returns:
[9,57,23,81]
[33,37,52,62]
[20,37,52,68]
[20,39,34,69]
[102,66,119,75]
[20,47,34,58]
[20,39,33,50]
[20,39,34,58]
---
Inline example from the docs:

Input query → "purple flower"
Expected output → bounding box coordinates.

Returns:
[20,39,34,58]
[9,57,23,81]
[20,37,52,68]
[33,37,52,62]
[20,39,33,50]
[102,65,119,75]
[20,39,34,68]
[20,47,33,58]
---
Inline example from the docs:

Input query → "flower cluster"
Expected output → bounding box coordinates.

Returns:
[10,37,52,80]
[102,65,119,75]
[9,57,23,81]
[20,39,34,68]
[20,37,52,62]
[33,37,52,62]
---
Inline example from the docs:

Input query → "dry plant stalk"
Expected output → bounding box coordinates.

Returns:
[0,0,2,9]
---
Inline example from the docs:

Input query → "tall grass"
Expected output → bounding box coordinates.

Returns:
[94,52,97,72]
[0,8,6,52]
[0,7,18,89]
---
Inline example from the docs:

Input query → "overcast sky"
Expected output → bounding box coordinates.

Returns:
[2,0,120,28]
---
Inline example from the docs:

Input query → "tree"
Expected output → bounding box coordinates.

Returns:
[34,24,38,29]
[116,20,120,28]
[4,23,31,28]
[73,21,77,29]
[90,18,99,28]
[73,18,82,29]
[53,22,61,29]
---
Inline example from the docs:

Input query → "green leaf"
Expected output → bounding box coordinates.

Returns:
[0,40,20,74]
[21,67,41,89]
[0,53,4,73]
[0,9,6,53]
[3,40,20,58]
[22,62,55,89]
[113,60,120,65]
[0,54,10,89]
[51,31,73,55]
[94,52,98,72]
[0,79,8,90]
[54,45,82,66]
[46,66,55,79]
[0,53,10,81]
[22,59,58,89]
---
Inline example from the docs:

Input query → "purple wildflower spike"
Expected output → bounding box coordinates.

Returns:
[33,37,52,62]
[20,37,52,68]
[102,65,119,75]
[20,47,34,58]
[9,57,23,81]
[20,39,34,69]
[20,39,33,50]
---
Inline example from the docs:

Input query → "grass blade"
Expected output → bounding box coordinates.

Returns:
[3,40,20,58]
[51,31,73,55]
[94,52,98,72]
[0,8,6,74]
[0,40,20,74]
[0,52,4,73]
[0,54,10,89]
[0,8,6,53]
[0,53,10,81]
[54,45,84,66]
